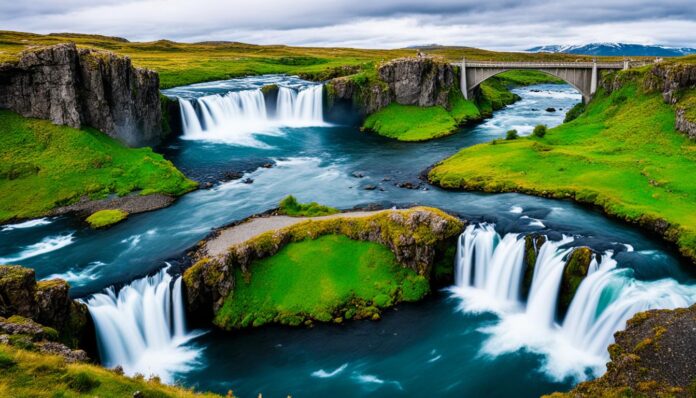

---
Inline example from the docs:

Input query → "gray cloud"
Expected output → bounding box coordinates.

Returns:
[1,0,694,50]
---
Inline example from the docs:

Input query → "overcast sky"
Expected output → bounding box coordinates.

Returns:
[2,0,695,50]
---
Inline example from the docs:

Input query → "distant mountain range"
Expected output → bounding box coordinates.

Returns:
[527,43,696,57]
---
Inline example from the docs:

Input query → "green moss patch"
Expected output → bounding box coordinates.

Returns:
[85,209,128,229]
[214,235,429,329]
[277,195,338,217]
[0,344,221,397]
[0,110,197,223]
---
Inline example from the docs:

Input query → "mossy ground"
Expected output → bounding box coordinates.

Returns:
[362,70,563,141]
[0,31,627,89]
[429,71,696,262]
[0,110,197,223]
[277,195,338,217]
[0,344,220,398]
[214,235,429,329]
[85,209,128,229]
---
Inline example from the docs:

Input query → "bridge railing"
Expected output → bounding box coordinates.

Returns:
[458,60,652,69]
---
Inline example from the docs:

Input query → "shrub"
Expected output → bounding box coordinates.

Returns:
[0,351,16,369]
[564,102,586,123]
[65,371,101,392]
[277,195,338,217]
[533,124,547,138]
[505,129,519,140]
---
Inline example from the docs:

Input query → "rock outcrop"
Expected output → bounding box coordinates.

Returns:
[183,207,464,321]
[325,57,458,116]
[549,304,696,397]
[0,43,164,147]
[0,265,91,349]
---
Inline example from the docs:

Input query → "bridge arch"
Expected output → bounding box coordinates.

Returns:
[457,60,635,104]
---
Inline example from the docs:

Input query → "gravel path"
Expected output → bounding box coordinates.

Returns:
[205,210,387,257]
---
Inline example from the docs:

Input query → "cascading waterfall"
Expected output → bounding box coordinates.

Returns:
[85,265,202,383]
[177,84,325,145]
[452,223,696,381]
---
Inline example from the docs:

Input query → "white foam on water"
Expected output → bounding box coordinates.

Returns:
[450,224,696,382]
[311,363,348,378]
[1,218,53,232]
[0,233,75,263]
[43,261,105,286]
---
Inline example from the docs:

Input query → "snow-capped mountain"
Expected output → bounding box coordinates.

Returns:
[527,43,696,57]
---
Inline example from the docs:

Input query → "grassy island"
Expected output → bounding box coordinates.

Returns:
[429,67,696,262]
[361,70,563,142]
[0,110,197,223]
[215,235,429,328]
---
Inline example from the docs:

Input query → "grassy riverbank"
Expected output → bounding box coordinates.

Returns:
[0,110,197,223]
[362,70,563,141]
[214,234,429,329]
[0,31,620,89]
[0,345,220,398]
[429,68,696,261]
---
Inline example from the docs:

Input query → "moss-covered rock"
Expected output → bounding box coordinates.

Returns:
[547,303,696,397]
[85,209,128,229]
[522,234,546,299]
[558,247,596,315]
[0,265,90,350]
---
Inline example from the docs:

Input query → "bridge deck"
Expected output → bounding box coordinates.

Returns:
[457,61,630,69]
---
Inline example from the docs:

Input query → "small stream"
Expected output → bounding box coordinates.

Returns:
[1,76,694,397]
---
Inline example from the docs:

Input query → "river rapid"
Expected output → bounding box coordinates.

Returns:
[2,76,695,397]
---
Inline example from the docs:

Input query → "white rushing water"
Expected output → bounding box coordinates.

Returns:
[0,233,74,263]
[85,265,202,383]
[178,84,325,146]
[451,223,696,381]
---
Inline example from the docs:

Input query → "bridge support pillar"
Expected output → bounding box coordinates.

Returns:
[590,61,598,97]
[461,58,469,100]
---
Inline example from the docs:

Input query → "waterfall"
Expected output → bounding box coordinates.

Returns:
[85,265,202,383]
[177,84,325,146]
[452,224,696,381]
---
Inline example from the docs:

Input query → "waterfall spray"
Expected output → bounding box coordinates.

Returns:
[85,265,203,383]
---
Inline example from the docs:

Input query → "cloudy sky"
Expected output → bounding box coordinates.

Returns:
[2,0,695,50]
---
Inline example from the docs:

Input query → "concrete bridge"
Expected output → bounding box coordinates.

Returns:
[458,59,646,103]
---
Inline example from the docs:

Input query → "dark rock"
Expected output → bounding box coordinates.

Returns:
[0,43,163,147]
[261,163,273,169]
[522,234,546,299]
[37,341,88,363]
[351,171,365,178]
[203,182,214,189]
[242,178,254,184]
[50,193,176,219]
[382,176,392,182]
[222,171,244,181]
[558,247,597,315]
[555,304,696,397]
[0,266,90,349]
[545,107,556,112]
[362,184,377,191]
[397,181,420,189]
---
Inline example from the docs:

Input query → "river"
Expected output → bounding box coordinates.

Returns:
[1,76,694,397]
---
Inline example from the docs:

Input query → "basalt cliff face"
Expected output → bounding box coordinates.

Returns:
[0,265,92,358]
[0,43,164,147]
[325,57,458,117]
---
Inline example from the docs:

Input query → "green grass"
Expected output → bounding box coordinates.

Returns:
[362,70,562,141]
[0,110,197,222]
[214,235,429,329]
[0,31,641,89]
[0,344,221,398]
[85,209,128,228]
[429,72,696,261]
[277,195,339,217]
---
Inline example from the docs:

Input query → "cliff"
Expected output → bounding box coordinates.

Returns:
[182,207,464,325]
[0,265,91,350]
[0,43,164,147]
[549,304,696,397]
[325,57,458,116]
